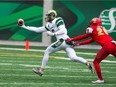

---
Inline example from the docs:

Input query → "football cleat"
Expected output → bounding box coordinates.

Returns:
[92,79,104,83]
[88,62,95,74]
[33,67,43,76]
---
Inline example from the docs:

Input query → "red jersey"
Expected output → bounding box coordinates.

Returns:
[87,25,113,46]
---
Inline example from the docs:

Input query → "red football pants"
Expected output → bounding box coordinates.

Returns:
[93,42,116,80]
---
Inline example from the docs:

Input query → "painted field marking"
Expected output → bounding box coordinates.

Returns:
[0,82,116,85]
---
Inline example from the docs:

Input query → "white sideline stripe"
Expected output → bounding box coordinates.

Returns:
[1,60,116,66]
[0,69,90,72]
[0,74,96,77]
[0,62,116,74]
[0,83,116,85]
[0,47,115,63]
[19,64,116,70]
[0,68,116,73]
[0,74,116,79]
[0,60,41,63]
[0,47,96,55]
[1,67,116,73]
[0,69,31,71]
[58,58,116,63]
[0,62,116,70]
[0,63,12,65]
[0,47,99,55]
[19,64,39,67]
[0,47,113,57]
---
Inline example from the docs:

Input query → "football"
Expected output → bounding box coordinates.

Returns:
[18,19,24,26]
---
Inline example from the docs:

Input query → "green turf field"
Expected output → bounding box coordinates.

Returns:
[0,46,116,87]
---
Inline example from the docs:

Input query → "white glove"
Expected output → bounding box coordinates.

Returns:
[112,41,116,44]
[46,31,55,36]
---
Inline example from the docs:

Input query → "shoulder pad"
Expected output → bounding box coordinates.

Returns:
[86,27,93,34]
[55,17,64,27]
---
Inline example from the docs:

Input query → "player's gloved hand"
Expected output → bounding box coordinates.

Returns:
[65,38,74,46]
[18,19,24,26]
[65,38,72,42]
[112,40,116,44]
[46,31,55,36]
[74,41,81,46]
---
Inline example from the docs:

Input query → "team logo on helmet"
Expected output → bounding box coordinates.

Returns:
[90,18,102,26]
[92,18,97,23]
[47,10,57,17]
[99,8,116,33]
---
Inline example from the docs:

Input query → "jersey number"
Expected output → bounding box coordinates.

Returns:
[97,27,108,36]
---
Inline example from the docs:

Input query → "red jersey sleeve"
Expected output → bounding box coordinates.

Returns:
[71,34,90,41]
[79,38,94,45]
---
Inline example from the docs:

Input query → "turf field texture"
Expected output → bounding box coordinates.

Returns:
[0,46,116,87]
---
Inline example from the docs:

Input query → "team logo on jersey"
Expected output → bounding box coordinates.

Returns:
[99,8,116,33]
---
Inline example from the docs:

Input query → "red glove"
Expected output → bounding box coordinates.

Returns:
[65,38,72,42]
[74,41,81,46]
[65,38,75,46]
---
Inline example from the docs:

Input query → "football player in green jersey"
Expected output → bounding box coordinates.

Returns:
[18,10,94,76]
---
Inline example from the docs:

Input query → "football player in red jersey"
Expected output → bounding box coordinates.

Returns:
[66,18,116,83]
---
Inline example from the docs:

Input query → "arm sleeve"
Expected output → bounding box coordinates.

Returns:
[71,34,90,41]
[79,38,94,45]
[21,25,47,33]
[55,25,67,35]
[71,27,93,41]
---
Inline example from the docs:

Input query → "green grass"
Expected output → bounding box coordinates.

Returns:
[0,46,116,87]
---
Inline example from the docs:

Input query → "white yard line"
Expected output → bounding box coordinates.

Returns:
[0,62,116,70]
[0,82,115,85]
[57,58,116,63]
[0,67,116,74]
[0,73,116,80]
[0,63,12,65]
[0,74,104,78]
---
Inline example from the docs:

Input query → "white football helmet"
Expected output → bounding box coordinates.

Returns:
[45,10,57,22]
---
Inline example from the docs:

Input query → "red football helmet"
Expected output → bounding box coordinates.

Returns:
[90,18,102,26]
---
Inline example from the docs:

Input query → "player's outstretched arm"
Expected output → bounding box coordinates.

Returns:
[71,34,90,41]
[17,19,47,33]
[74,38,94,46]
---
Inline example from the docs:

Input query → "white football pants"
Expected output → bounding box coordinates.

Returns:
[41,40,87,68]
